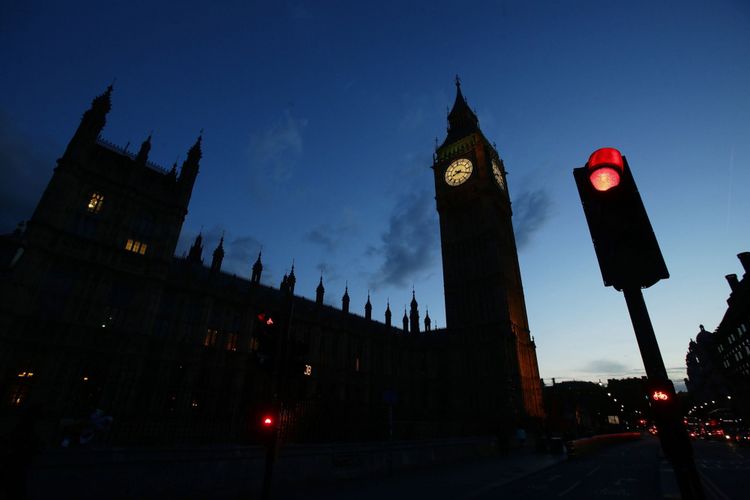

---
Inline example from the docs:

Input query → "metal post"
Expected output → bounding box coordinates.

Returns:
[622,287,705,500]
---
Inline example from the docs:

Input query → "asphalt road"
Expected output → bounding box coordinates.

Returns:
[692,438,750,500]
[470,438,663,500]
[275,436,750,500]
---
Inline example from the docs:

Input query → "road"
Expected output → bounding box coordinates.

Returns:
[692,438,750,500]
[275,436,750,500]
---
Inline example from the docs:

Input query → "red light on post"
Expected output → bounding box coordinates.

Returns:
[587,147,623,192]
[652,390,670,401]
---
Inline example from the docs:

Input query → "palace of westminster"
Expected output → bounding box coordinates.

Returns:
[0,81,544,444]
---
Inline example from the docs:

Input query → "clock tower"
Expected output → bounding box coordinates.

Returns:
[433,79,544,419]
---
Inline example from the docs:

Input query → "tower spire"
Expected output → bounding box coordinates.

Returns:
[365,290,372,320]
[316,274,325,306]
[187,232,203,265]
[251,249,263,284]
[135,132,152,165]
[444,76,479,145]
[287,261,296,294]
[178,133,202,206]
[63,84,113,159]
[210,233,224,273]
[342,282,350,313]
[385,299,392,327]
[410,288,420,333]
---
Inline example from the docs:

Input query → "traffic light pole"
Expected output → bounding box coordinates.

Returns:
[622,287,705,500]
[260,293,295,500]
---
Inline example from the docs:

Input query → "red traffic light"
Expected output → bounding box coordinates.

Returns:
[652,390,670,402]
[262,415,274,427]
[588,147,623,192]
[257,313,274,326]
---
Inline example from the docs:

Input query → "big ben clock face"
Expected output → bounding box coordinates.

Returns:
[445,158,473,186]
[492,159,505,190]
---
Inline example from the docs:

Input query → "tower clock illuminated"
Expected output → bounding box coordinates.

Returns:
[445,158,473,186]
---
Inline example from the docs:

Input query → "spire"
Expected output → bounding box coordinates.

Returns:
[402,308,409,333]
[316,275,325,306]
[365,291,372,320]
[251,250,263,284]
[168,161,178,179]
[385,300,392,327]
[342,283,350,313]
[210,234,224,274]
[287,262,296,294]
[410,288,420,333]
[444,76,480,145]
[178,133,202,204]
[424,308,432,332]
[135,133,152,165]
[187,232,203,265]
[64,84,113,159]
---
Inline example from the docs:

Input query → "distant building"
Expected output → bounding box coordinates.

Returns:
[685,252,750,420]
[0,82,544,445]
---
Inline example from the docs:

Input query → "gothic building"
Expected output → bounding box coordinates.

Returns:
[0,81,543,445]
[685,252,750,421]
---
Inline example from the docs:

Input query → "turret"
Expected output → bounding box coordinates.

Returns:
[402,308,409,333]
[135,133,152,166]
[178,134,202,207]
[342,284,350,313]
[251,251,263,284]
[316,275,325,306]
[287,264,296,294]
[385,300,392,327]
[63,85,113,160]
[409,289,420,333]
[187,233,203,265]
[425,309,432,331]
[365,292,372,320]
[210,235,224,274]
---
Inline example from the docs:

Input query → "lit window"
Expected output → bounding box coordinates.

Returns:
[125,239,148,255]
[304,364,312,376]
[227,333,238,351]
[249,337,259,352]
[204,329,218,347]
[87,193,104,213]
[355,357,360,372]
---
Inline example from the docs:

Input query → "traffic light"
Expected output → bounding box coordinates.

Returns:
[646,379,692,457]
[255,312,278,371]
[573,147,669,291]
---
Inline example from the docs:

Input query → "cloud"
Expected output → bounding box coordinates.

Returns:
[369,189,438,289]
[0,112,57,231]
[303,208,359,253]
[513,188,553,249]
[249,110,307,183]
[580,359,630,375]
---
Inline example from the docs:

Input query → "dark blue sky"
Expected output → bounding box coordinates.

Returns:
[2,0,749,387]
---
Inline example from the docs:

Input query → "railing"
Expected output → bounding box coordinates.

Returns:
[96,137,170,175]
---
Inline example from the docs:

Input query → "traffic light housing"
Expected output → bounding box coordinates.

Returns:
[646,379,692,459]
[574,148,669,291]
[255,312,278,371]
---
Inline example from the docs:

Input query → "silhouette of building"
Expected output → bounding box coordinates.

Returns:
[0,82,543,445]
[685,252,750,420]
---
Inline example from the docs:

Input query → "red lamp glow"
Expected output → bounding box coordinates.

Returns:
[652,391,669,401]
[587,147,623,192]
[263,416,273,426]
